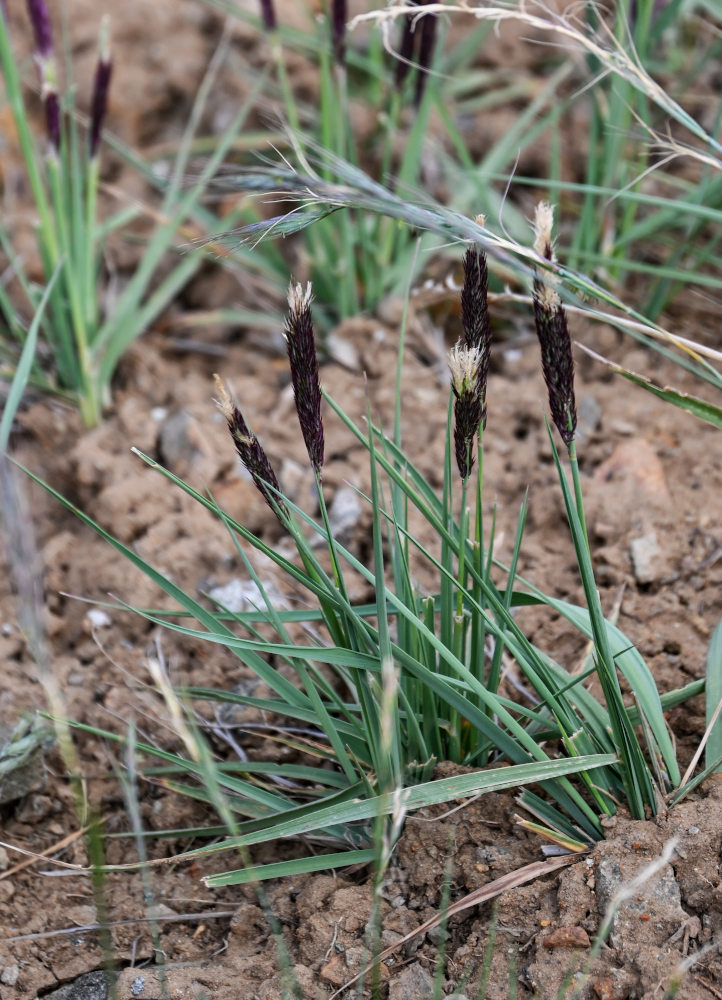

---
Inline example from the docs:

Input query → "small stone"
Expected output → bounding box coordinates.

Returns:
[209,578,264,613]
[86,609,111,629]
[15,793,55,824]
[543,926,590,949]
[42,969,111,998]
[0,881,15,903]
[229,902,266,943]
[130,976,145,996]
[0,846,9,871]
[325,333,360,371]
[592,976,629,1000]
[327,486,362,542]
[157,410,203,471]
[578,395,602,434]
[388,964,434,1000]
[630,531,664,584]
[320,954,347,987]
[426,923,443,945]
[1,964,19,986]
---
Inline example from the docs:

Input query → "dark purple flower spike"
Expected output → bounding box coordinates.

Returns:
[461,241,491,430]
[26,0,59,152]
[331,0,347,67]
[394,0,438,101]
[259,0,277,33]
[531,202,577,448]
[89,18,112,160]
[284,282,324,476]
[449,345,484,483]
[214,376,287,518]
[413,9,438,107]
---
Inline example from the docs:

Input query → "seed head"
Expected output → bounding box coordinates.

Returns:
[461,244,491,428]
[43,90,60,154]
[284,281,324,476]
[258,0,277,32]
[26,0,53,57]
[394,4,418,86]
[532,201,556,261]
[331,0,347,67]
[530,203,576,448]
[414,11,438,107]
[213,375,286,517]
[89,18,112,160]
[449,344,483,482]
[26,0,60,152]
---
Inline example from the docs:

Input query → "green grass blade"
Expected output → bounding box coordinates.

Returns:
[204,849,377,887]
[705,620,722,772]
[0,266,60,451]
[173,754,617,863]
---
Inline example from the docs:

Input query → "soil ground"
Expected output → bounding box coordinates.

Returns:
[1,3,721,999]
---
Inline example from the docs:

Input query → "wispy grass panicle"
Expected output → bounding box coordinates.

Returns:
[284,282,325,476]
[449,344,483,482]
[461,242,491,429]
[214,375,286,517]
[88,17,112,160]
[531,202,577,448]
[331,0,347,67]
[26,0,59,152]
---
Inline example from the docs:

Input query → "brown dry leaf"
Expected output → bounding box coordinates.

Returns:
[328,854,578,999]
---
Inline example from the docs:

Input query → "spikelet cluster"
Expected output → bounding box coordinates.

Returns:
[89,19,112,159]
[531,202,577,447]
[216,281,325,517]
[394,2,439,106]
[214,376,286,518]
[448,238,492,482]
[25,0,112,158]
[285,282,324,475]
[449,344,484,482]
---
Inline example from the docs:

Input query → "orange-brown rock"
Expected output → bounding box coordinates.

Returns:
[543,926,591,949]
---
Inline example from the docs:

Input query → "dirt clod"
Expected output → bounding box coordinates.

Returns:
[543,926,591,949]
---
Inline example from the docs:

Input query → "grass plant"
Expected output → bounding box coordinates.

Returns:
[19,212,715,886]
[196,0,499,326]
[354,1,722,312]
[0,4,274,425]
[203,0,722,341]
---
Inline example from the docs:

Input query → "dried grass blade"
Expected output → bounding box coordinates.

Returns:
[328,854,578,999]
